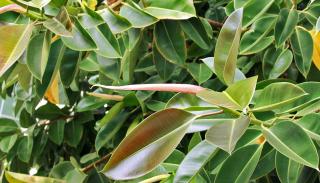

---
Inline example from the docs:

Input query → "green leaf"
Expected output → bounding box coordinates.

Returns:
[48,120,65,145]
[174,141,217,183]
[0,118,18,136]
[262,47,283,79]
[215,144,263,183]
[43,18,72,37]
[205,115,250,153]
[59,48,82,86]
[16,0,51,8]
[290,26,313,77]
[5,171,65,183]
[61,18,97,51]
[0,134,17,153]
[49,161,74,179]
[79,53,99,72]
[18,130,34,163]
[197,76,257,110]
[97,55,121,81]
[102,108,195,180]
[241,0,275,28]
[214,8,243,85]
[251,144,276,179]
[79,6,104,29]
[275,9,298,46]
[100,7,131,34]
[239,15,277,55]
[119,2,158,28]
[186,63,213,84]
[179,17,211,49]
[26,30,51,81]
[64,121,83,147]
[153,44,175,81]
[262,121,319,169]
[275,152,303,183]
[143,0,196,19]
[188,132,202,152]
[154,20,186,66]
[253,82,307,111]
[297,113,320,141]
[269,49,293,79]
[87,23,121,58]
[166,93,214,111]
[0,23,33,76]
[95,110,129,151]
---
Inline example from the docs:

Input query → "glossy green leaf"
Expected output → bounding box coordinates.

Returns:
[5,171,65,183]
[0,23,33,76]
[262,47,283,79]
[64,121,83,147]
[154,20,186,66]
[95,110,129,151]
[100,7,131,34]
[275,9,298,46]
[215,144,263,183]
[239,15,277,55]
[143,0,196,19]
[253,82,307,111]
[275,152,302,183]
[297,113,320,141]
[214,8,243,85]
[26,31,51,81]
[197,76,257,110]
[43,18,72,37]
[174,141,217,183]
[205,115,250,153]
[79,6,104,29]
[251,144,276,179]
[201,57,246,82]
[153,44,175,80]
[180,17,211,49]
[102,108,195,180]
[188,132,202,151]
[241,0,275,27]
[262,121,319,169]
[0,118,18,136]
[79,53,99,72]
[269,49,293,79]
[0,134,17,153]
[187,63,213,84]
[48,120,65,145]
[119,2,158,28]
[16,0,51,8]
[290,26,313,77]
[18,132,34,162]
[61,18,97,51]
[87,23,121,58]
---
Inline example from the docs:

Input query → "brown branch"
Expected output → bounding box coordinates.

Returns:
[206,19,224,28]
[38,115,74,126]
[82,153,112,173]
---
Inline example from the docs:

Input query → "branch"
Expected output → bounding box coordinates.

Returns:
[0,4,26,14]
[206,19,224,28]
[82,154,112,173]
[86,92,124,101]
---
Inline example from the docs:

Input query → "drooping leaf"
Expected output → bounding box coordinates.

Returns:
[268,49,293,79]
[26,30,51,81]
[274,8,298,46]
[100,7,131,34]
[153,44,175,81]
[64,120,83,147]
[275,152,303,183]
[290,26,313,77]
[179,17,211,49]
[0,23,33,76]
[43,18,72,37]
[143,0,196,19]
[205,115,250,153]
[5,171,65,183]
[102,108,195,180]
[253,82,307,112]
[297,113,320,141]
[186,63,213,84]
[214,8,243,85]
[154,20,186,66]
[48,120,65,145]
[119,1,158,28]
[17,127,34,163]
[262,121,319,169]
[174,141,217,183]
[215,144,263,183]
[87,23,121,58]
[239,15,277,55]
[61,18,97,51]
[0,118,18,136]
